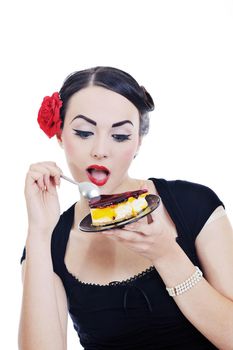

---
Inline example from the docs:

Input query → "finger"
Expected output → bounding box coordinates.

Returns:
[30,162,62,174]
[43,173,48,190]
[27,170,46,191]
[41,162,63,178]
[37,161,62,171]
[103,228,143,242]
[38,175,46,191]
[121,219,151,236]
[42,164,62,186]
[30,164,61,186]
[27,169,56,192]
[35,163,62,178]
[34,168,57,188]
[101,230,121,242]
[101,228,120,236]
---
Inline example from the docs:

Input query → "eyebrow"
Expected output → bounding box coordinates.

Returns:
[70,114,134,128]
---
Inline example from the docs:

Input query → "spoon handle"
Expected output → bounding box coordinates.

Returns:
[60,174,78,186]
[60,174,100,199]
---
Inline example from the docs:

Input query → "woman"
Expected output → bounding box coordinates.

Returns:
[19,66,233,350]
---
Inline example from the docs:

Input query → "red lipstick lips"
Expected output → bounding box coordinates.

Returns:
[86,164,110,186]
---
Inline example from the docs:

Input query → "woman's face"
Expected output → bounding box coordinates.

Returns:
[60,85,141,194]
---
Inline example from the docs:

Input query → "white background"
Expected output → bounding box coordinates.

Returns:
[0,0,232,349]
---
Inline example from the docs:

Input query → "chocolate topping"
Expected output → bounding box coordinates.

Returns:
[89,189,148,208]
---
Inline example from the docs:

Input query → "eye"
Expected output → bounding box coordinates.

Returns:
[73,129,94,139]
[112,134,132,142]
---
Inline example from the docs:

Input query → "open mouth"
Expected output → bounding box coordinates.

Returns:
[86,165,110,186]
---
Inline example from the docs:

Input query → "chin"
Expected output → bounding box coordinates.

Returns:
[98,182,115,195]
[103,182,125,195]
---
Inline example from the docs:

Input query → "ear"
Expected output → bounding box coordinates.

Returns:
[56,134,64,148]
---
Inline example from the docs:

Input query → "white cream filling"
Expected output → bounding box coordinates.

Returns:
[92,196,148,225]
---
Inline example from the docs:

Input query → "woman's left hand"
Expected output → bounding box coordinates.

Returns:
[101,207,179,264]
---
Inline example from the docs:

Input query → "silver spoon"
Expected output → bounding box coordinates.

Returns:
[60,174,100,200]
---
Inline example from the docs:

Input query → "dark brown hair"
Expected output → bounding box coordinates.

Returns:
[59,66,154,136]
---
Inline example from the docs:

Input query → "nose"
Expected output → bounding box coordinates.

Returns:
[92,152,108,160]
[90,137,109,160]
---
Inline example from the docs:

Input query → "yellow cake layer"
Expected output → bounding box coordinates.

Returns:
[90,193,148,226]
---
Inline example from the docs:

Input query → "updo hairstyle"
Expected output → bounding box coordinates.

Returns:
[59,66,154,136]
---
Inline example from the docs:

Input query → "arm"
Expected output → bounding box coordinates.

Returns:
[18,234,68,350]
[154,212,233,350]
[103,205,233,349]
[18,162,67,350]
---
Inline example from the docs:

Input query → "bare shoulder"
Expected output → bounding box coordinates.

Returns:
[195,208,233,300]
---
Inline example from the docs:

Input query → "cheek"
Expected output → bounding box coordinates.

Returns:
[62,140,85,174]
[64,141,74,155]
[122,138,139,159]
[62,130,79,159]
[63,139,76,159]
[122,148,135,161]
[116,144,136,166]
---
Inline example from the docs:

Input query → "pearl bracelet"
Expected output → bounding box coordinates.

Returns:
[166,266,203,297]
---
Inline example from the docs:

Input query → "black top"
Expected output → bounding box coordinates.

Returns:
[20,178,224,349]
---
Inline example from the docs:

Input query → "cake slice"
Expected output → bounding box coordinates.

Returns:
[89,189,149,226]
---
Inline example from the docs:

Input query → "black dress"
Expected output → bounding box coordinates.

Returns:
[20,178,225,349]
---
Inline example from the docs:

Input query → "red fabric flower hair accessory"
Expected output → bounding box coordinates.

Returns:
[37,92,63,138]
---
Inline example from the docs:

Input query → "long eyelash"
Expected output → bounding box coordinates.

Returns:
[72,129,93,139]
[112,134,132,142]
[72,129,131,142]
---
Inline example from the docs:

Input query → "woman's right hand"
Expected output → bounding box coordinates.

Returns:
[24,161,62,235]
